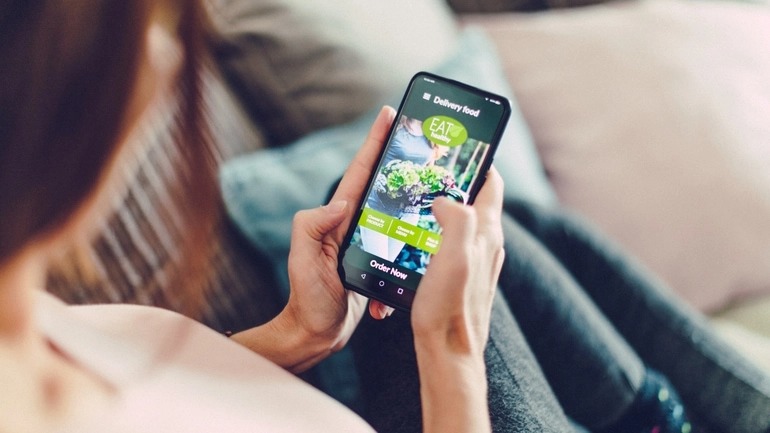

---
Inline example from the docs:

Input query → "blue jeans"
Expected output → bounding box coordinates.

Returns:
[352,200,770,432]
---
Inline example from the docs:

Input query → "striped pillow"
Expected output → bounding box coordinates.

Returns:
[46,68,282,332]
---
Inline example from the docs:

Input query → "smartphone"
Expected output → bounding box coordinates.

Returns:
[338,72,511,312]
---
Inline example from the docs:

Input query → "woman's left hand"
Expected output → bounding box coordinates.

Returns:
[231,106,396,372]
[278,200,367,372]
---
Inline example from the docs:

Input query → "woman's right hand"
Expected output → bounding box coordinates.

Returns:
[412,168,504,354]
[410,167,505,433]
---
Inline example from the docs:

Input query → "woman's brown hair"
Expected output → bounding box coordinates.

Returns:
[0,1,216,313]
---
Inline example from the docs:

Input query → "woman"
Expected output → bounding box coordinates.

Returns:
[4,2,767,433]
[0,1,509,431]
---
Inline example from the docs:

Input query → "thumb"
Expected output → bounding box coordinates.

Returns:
[292,200,349,244]
[431,197,475,250]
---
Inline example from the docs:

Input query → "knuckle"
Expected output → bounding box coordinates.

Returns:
[290,209,314,238]
[492,245,506,268]
[445,203,475,227]
[479,204,502,223]
[488,228,504,252]
[488,168,504,184]
[292,209,307,225]
[460,207,478,231]
[290,214,303,235]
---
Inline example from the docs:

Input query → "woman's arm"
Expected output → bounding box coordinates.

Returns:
[415,346,490,432]
[411,169,505,433]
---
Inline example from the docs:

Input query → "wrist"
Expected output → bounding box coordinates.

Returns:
[412,314,486,358]
[414,340,487,382]
[230,308,332,373]
[414,343,490,433]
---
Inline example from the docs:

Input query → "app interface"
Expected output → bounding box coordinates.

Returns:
[342,75,508,306]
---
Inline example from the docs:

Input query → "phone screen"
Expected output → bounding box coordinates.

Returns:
[338,72,511,311]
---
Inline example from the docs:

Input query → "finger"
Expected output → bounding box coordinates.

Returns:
[368,300,395,320]
[469,168,505,282]
[331,106,396,203]
[416,198,476,303]
[430,197,476,260]
[471,167,505,238]
[288,202,350,290]
[329,106,396,243]
[473,166,504,218]
[291,201,348,246]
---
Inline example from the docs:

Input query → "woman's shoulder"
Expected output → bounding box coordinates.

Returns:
[39,292,375,433]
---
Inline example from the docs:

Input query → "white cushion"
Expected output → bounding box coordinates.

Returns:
[469,0,770,312]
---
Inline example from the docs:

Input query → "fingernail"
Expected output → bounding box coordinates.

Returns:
[376,303,388,317]
[325,200,347,215]
[385,306,395,317]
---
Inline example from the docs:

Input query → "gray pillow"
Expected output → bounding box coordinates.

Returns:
[207,0,461,145]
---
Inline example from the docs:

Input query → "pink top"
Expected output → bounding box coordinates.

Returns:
[36,293,374,433]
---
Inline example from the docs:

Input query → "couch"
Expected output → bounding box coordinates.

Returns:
[48,0,770,418]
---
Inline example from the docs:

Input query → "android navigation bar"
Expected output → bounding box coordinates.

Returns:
[351,270,415,307]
